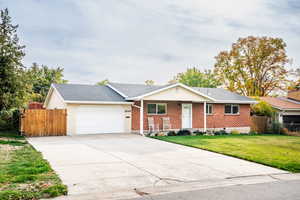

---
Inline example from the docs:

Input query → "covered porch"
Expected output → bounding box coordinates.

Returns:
[136,101,209,134]
[128,83,214,134]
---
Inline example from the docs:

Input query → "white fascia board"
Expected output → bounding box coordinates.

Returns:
[126,83,216,101]
[106,84,128,98]
[65,100,133,105]
[281,108,300,111]
[43,86,54,108]
[52,84,67,108]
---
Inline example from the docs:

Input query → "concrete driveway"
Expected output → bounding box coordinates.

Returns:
[28,134,285,199]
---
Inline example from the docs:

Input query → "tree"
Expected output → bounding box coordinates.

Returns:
[145,80,155,85]
[0,8,29,110]
[251,98,275,117]
[214,36,289,96]
[287,68,300,90]
[171,67,221,88]
[26,63,68,102]
[96,79,109,85]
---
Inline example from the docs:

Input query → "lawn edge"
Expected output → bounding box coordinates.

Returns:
[0,135,68,200]
[150,136,296,173]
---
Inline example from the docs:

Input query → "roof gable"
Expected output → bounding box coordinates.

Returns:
[143,85,211,101]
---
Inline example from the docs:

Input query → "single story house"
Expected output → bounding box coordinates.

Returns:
[260,89,300,131]
[44,82,256,135]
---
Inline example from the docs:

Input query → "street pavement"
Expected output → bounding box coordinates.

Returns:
[126,179,300,200]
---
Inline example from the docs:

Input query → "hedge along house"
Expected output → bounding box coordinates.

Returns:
[44,82,256,135]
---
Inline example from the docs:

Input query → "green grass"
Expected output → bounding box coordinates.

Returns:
[0,131,67,200]
[154,134,300,172]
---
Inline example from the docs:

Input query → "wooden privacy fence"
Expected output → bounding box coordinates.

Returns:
[250,115,268,133]
[20,109,67,137]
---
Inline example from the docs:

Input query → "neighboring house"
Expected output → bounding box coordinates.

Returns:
[43,82,256,135]
[260,89,300,131]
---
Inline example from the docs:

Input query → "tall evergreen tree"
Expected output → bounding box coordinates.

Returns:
[0,8,28,110]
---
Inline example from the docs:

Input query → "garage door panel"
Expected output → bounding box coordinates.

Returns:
[76,105,125,134]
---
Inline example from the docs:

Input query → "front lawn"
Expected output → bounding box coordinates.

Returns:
[0,131,67,200]
[154,135,300,172]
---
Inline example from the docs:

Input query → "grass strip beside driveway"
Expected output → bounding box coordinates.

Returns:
[0,131,67,200]
[153,135,300,172]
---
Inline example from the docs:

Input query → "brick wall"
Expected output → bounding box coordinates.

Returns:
[207,104,251,128]
[131,101,182,131]
[131,101,251,131]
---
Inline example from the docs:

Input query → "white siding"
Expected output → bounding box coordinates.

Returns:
[144,86,208,101]
[46,89,66,109]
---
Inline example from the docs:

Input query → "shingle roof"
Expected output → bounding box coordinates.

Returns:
[109,82,254,102]
[53,82,254,103]
[53,84,126,102]
[108,82,168,98]
[193,87,254,102]
[260,97,300,110]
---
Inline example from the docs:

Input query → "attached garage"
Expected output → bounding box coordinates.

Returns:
[76,105,126,134]
[44,84,132,135]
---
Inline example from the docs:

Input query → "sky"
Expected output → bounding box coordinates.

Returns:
[1,0,300,84]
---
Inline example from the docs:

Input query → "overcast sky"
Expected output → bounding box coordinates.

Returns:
[1,0,299,84]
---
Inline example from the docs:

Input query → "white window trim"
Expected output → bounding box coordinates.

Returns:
[224,104,240,115]
[147,103,167,115]
[206,103,213,115]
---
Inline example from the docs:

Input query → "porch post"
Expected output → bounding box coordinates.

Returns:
[203,102,207,132]
[140,99,144,136]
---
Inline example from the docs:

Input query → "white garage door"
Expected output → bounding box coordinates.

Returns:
[76,105,125,134]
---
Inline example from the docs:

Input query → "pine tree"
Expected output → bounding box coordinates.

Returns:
[0,8,28,110]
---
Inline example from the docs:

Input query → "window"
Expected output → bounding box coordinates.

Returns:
[147,103,167,115]
[224,104,239,114]
[206,104,213,114]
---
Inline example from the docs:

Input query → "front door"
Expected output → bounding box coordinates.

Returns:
[182,104,192,129]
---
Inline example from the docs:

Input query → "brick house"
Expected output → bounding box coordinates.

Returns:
[44,82,256,135]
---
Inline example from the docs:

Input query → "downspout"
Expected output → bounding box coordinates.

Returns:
[204,101,207,132]
[140,99,144,136]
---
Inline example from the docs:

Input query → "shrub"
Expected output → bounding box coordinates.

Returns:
[230,130,240,135]
[251,99,276,117]
[157,132,166,136]
[248,130,258,135]
[268,121,284,134]
[193,130,205,135]
[0,109,20,131]
[214,131,221,135]
[281,128,289,135]
[177,129,191,136]
[167,131,176,136]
